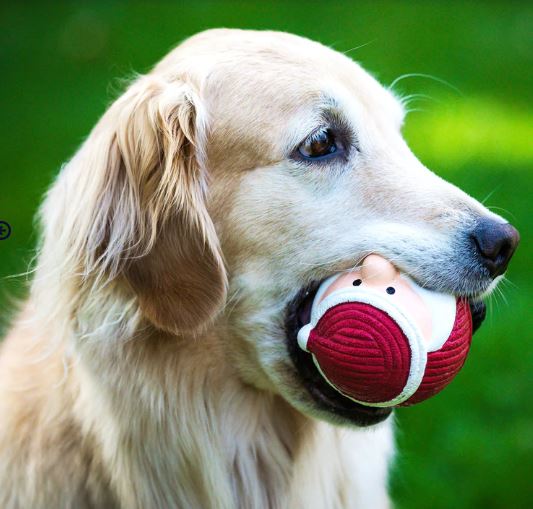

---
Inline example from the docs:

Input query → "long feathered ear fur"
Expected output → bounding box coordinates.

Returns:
[40,75,227,335]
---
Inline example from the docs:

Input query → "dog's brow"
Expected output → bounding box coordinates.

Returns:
[311,95,349,130]
[284,96,346,153]
[319,94,341,110]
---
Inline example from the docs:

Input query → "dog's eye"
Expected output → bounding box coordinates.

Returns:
[298,128,344,161]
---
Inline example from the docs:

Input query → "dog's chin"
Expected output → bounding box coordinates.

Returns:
[284,281,393,428]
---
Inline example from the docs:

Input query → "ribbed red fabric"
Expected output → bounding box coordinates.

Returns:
[306,298,472,406]
[400,298,472,406]
[306,303,411,404]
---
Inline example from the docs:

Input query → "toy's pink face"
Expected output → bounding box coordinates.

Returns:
[319,254,433,343]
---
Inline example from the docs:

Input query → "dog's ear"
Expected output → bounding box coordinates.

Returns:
[58,76,227,335]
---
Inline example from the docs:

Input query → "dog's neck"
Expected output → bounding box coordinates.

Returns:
[69,326,347,508]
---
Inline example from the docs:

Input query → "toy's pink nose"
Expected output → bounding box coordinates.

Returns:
[360,254,398,283]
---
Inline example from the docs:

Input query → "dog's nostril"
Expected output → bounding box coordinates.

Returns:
[471,218,520,277]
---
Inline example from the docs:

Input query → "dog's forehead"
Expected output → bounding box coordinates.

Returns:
[158,29,403,170]
[200,30,399,114]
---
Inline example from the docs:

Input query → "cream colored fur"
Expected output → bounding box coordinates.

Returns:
[0,29,503,508]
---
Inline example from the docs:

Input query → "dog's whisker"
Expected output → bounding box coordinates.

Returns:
[480,186,501,205]
[494,283,509,308]
[388,72,462,96]
[487,282,509,313]
[398,93,441,108]
[404,107,428,115]
[341,39,377,55]
[485,205,517,222]
[499,276,518,290]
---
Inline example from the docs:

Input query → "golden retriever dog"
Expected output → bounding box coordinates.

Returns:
[0,29,519,508]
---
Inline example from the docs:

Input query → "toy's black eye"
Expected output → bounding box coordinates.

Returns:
[386,287,396,295]
[298,128,344,161]
[353,279,362,286]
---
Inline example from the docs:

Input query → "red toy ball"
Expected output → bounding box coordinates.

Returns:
[297,255,473,407]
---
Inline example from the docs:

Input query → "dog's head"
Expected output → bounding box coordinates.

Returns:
[44,29,519,427]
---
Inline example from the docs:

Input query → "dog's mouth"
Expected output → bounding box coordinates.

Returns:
[284,274,487,427]
[284,279,393,427]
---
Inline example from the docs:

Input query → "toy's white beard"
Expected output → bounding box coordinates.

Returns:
[405,276,457,351]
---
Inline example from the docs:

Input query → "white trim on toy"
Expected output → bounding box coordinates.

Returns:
[402,275,456,352]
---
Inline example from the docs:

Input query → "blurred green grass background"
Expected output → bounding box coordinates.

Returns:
[0,2,531,507]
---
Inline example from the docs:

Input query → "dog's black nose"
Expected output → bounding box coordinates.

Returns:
[471,218,520,277]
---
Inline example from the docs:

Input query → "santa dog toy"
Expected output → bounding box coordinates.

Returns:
[297,254,473,407]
